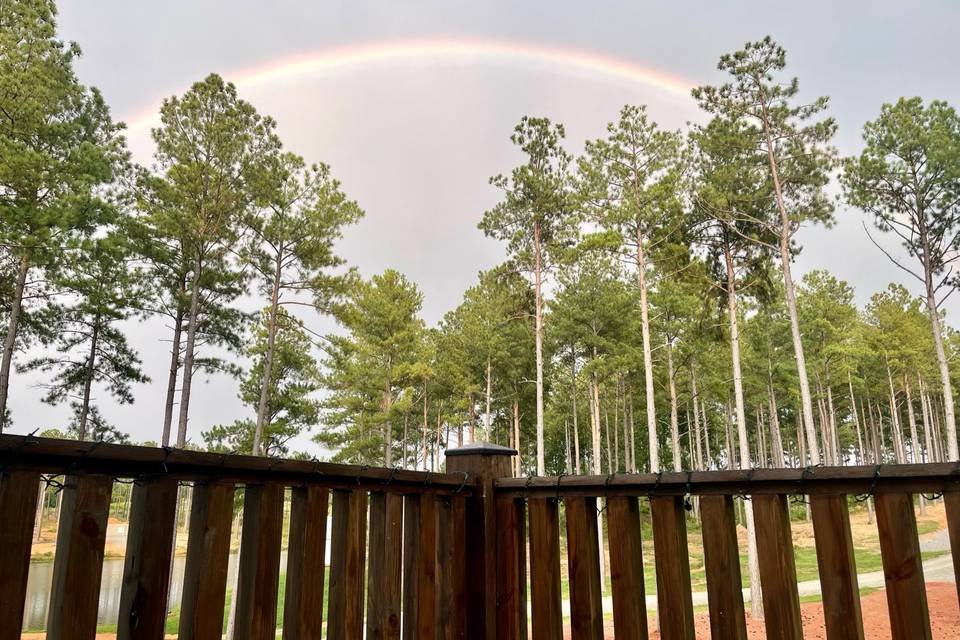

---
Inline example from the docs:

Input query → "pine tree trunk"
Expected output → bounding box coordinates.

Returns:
[920,376,934,463]
[513,398,521,476]
[253,256,283,457]
[923,253,958,459]
[760,106,820,466]
[564,420,572,475]
[666,341,681,472]
[702,399,711,470]
[886,364,905,463]
[533,221,546,474]
[691,365,703,470]
[161,305,185,447]
[0,254,29,430]
[77,320,101,441]
[423,384,429,471]
[485,356,492,441]
[636,230,659,472]
[904,377,920,463]
[768,377,785,468]
[176,258,203,447]
[571,353,582,475]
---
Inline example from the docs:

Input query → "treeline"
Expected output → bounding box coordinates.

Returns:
[3,2,960,482]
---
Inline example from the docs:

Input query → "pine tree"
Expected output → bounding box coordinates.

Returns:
[480,117,576,474]
[843,97,960,460]
[244,152,363,455]
[150,74,281,447]
[577,105,686,472]
[693,37,837,465]
[0,0,127,429]
[21,235,148,440]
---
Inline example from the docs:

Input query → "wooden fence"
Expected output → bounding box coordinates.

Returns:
[2,434,960,639]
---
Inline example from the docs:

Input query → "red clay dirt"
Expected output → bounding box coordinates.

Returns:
[578,582,960,639]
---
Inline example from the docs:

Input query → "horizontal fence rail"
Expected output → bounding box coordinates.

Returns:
[495,463,960,497]
[0,434,477,494]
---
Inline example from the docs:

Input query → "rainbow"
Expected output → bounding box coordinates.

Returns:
[123,38,695,133]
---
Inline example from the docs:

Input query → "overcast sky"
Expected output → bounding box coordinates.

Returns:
[8,1,960,452]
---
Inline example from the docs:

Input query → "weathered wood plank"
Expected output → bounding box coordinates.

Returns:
[402,494,421,640]
[328,489,367,640]
[283,485,329,640]
[367,492,404,640]
[117,477,178,640]
[875,492,932,640]
[564,496,604,640]
[495,496,526,640]
[607,496,648,640]
[234,483,285,640]
[178,481,236,640]
[753,494,803,640]
[528,498,562,640]
[699,495,747,640]
[810,494,864,640]
[0,471,41,639]
[943,491,960,607]
[650,495,695,640]
[448,494,469,640]
[47,474,113,640]
[418,493,439,640]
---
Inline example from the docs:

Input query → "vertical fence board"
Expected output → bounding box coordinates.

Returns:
[402,494,421,640]
[564,496,604,640]
[528,498,563,640]
[418,493,439,640]
[178,481,236,640]
[753,494,803,640]
[875,492,932,640]
[234,483,284,640]
[0,471,41,639]
[367,492,388,640]
[437,496,453,640]
[607,496,648,640]
[283,485,329,640]
[495,496,526,640]
[650,495,695,640]
[367,492,404,640]
[117,477,178,640]
[328,489,367,640]
[449,494,469,640]
[47,474,113,640]
[699,495,747,640]
[944,491,960,606]
[810,494,864,640]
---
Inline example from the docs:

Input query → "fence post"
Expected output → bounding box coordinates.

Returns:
[445,442,517,640]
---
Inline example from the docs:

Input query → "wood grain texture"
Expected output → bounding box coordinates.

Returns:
[528,498,562,640]
[0,471,41,640]
[607,496,648,640]
[117,477,178,640]
[328,489,367,640]
[875,492,932,640]
[46,474,113,640]
[178,481,236,640]
[944,491,960,607]
[564,497,604,640]
[753,494,803,640]
[437,495,467,640]
[810,494,864,640]
[699,495,747,640]
[650,495,695,640]
[402,494,421,640]
[495,496,527,640]
[234,483,284,640]
[367,492,404,640]
[418,493,439,640]
[283,485,329,640]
